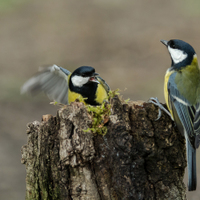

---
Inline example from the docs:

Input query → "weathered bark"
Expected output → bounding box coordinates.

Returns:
[21,96,187,200]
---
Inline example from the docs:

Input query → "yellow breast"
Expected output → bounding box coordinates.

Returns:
[95,83,108,104]
[68,90,85,104]
[164,69,174,118]
[68,79,108,105]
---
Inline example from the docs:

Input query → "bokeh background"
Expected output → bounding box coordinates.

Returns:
[1,0,200,199]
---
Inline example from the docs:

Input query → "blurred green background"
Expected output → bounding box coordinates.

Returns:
[1,0,200,199]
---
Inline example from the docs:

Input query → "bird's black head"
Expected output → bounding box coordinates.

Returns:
[161,39,196,69]
[70,66,99,87]
[72,66,97,77]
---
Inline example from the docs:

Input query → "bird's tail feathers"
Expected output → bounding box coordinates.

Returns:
[186,139,197,191]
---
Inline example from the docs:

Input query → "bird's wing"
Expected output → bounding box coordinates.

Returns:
[168,73,197,191]
[194,103,200,148]
[21,64,70,104]
[167,73,195,148]
[96,76,111,94]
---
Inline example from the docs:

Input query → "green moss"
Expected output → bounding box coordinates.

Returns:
[84,89,120,136]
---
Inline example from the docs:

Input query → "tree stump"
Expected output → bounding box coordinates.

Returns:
[21,96,187,200]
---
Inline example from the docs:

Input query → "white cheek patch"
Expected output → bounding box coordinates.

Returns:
[168,46,188,64]
[71,75,89,87]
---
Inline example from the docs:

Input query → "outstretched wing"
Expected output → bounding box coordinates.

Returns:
[21,64,71,104]
[167,73,195,148]
[96,76,110,94]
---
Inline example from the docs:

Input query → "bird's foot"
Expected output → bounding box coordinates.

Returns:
[148,97,173,121]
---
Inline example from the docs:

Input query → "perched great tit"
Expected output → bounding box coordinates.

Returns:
[21,65,110,105]
[150,39,200,191]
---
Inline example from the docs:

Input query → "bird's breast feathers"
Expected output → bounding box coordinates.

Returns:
[165,56,200,107]
[68,82,108,105]
[175,59,200,104]
[164,68,174,117]
[68,90,84,104]
[95,83,108,104]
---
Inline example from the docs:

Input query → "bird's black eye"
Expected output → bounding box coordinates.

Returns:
[82,73,86,77]
[81,72,90,77]
[169,41,176,49]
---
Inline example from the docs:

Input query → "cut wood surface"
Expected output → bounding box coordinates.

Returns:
[21,96,187,200]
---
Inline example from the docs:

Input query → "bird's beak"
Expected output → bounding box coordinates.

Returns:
[160,40,168,47]
[89,73,100,83]
[89,76,100,83]
[89,72,100,83]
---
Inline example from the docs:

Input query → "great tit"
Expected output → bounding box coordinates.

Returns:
[150,39,200,191]
[21,65,110,105]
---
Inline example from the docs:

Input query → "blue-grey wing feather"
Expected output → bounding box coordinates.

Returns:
[59,67,71,76]
[21,64,70,104]
[168,73,197,190]
[168,74,195,147]
[194,103,200,148]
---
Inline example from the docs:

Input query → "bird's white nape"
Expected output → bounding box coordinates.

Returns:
[168,46,188,64]
[71,75,90,87]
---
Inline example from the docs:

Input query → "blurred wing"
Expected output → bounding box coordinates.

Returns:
[168,73,195,147]
[21,64,71,104]
[96,76,110,94]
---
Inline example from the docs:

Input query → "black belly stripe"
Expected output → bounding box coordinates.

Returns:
[69,80,100,105]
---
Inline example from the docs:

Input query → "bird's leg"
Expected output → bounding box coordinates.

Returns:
[148,97,173,121]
